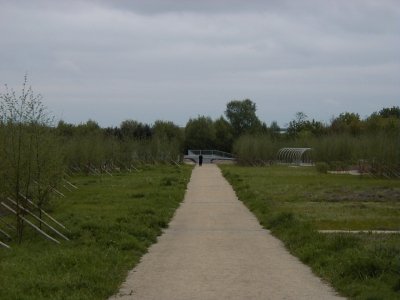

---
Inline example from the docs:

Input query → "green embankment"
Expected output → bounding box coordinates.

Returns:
[0,165,192,300]
[220,165,400,300]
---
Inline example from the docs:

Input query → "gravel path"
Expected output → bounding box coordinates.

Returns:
[111,164,344,300]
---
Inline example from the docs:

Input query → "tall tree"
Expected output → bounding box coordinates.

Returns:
[378,106,400,119]
[152,120,184,161]
[184,116,216,150]
[269,121,280,133]
[152,120,182,142]
[120,119,152,140]
[286,112,308,137]
[225,99,262,137]
[330,112,362,135]
[214,116,234,152]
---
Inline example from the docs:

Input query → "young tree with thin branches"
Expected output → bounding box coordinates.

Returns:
[0,76,62,241]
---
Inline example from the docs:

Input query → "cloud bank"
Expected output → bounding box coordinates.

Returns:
[0,0,399,126]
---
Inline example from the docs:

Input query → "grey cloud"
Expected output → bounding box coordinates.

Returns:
[0,0,399,127]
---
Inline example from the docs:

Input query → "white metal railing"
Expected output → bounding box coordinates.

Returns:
[187,150,234,158]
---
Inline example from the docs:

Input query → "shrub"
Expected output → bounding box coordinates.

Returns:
[315,162,329,174]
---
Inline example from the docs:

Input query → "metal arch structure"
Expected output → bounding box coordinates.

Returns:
[277,148,313,164]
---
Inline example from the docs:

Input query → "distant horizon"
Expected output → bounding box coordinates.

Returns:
[50,100,396,129]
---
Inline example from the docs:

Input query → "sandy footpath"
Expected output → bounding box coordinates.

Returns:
[110,164,344,300]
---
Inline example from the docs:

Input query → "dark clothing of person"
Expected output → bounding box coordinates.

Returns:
[199,155,203,166]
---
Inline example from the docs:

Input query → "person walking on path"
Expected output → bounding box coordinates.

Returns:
[111,165,344,300]
[198,154,203,166]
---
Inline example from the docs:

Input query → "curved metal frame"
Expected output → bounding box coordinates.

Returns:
[277,148,312,164]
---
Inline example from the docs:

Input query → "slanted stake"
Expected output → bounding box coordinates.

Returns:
[19,194,67,230]
[1,202,60,244]
[0,240,10,249]
[63,178,78,189]
[0,217,16,230]
[0,227,11,239]
[6,198,69,241]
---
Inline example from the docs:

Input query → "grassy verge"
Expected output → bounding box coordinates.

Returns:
[220,165,400,299]
[0,164,193,300]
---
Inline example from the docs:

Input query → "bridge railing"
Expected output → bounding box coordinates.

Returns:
[188,150,234,158]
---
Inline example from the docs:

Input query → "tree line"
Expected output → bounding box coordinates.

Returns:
[229,103,400,176]
[1,79,399,241]
[54,97,399,176]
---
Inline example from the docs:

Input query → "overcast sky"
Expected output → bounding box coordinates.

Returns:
[0,0,399,127]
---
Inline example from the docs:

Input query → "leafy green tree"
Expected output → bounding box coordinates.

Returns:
[214,117,234,152]
[225,99,262,137]
[366,106,400,134]
[104,127,122,140]
[269,121,281,137]
[378,106,400,119]
[287,112,308,137]
[152,120,184,162]
[153,120,183,141]
[330,112,362,135]
[56,120,75,137]
[184,116,216,150]
[287,112,327,138]
[120,119,152,140]
[120,119,139,140]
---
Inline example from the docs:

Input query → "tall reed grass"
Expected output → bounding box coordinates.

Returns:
[233,135,284,164]
[233,132,400,176]
[62,134,182,172]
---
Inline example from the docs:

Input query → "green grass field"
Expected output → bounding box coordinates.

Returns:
[220,165,400,300]
[0,164,192,300]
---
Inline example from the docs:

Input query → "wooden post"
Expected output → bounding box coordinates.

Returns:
[0,228,11,239]
[19,194,67,230]
[0,217,16,230]
[1,202,60,244]
[6,198,69,241]
[0,240,10,249]
[62,179,78,189]
[50,186,65,198]
[171,160,181,167]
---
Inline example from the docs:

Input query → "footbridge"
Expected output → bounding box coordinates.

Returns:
[184,150,235,164]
